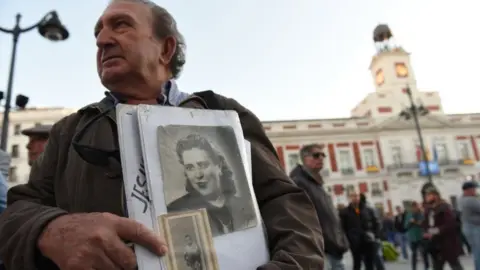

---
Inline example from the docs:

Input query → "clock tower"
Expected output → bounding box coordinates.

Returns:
[351,24,443,118]
[370,24,418,94]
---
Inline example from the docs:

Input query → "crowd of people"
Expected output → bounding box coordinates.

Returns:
[0,1,479,270]
[292,143,480,270]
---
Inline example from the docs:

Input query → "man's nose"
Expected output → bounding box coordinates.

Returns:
[96,28,115,48]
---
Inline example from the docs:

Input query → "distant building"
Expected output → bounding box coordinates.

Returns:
[263,25,480,214]
[4,107,76,188]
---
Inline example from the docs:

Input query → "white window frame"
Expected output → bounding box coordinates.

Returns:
[434,142,449,163]
[457,141,472,160]
[337,149,354,170]
[362,148,377,167]
[371,182,383,197]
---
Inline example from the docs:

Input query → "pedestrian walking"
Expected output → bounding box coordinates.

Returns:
[405,201,430,270]
[394,205,409,261]
[340,192,381,270]
[423,187,463,270]
[382,212,396,244]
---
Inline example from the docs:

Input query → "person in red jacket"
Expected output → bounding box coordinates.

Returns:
[423,187,463,270]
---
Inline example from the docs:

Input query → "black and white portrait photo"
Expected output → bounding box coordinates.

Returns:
[157,125,257,237]
[159,209,219,270]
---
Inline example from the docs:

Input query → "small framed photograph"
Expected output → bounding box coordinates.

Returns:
[158,209,219,270]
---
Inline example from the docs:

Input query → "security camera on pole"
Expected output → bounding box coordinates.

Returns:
[0,11,69,151]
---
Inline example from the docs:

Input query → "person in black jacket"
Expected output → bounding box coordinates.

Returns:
[340,192,382,270]
[290,144,349,270]
[360,194,385,270]
[394,205,409,261]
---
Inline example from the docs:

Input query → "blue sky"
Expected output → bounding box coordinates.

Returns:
[1,0,479,121]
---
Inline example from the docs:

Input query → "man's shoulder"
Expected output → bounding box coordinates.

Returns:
[193,91,252,114]
[50,112,83,137]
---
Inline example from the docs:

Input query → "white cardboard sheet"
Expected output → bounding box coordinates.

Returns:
[116,104,164,270]
[136,105,269,270]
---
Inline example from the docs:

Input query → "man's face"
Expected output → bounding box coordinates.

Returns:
[94,1,171,90]
[465,187,477,196]
[396,206,402,213]
[182,148,221,197]
[303,147,325,171]
[26,136,48,166]
[349,192,359,204]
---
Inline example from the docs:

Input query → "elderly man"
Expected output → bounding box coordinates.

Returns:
[0,1,323,269]
[290,144,348,270]
[21,124,52,166]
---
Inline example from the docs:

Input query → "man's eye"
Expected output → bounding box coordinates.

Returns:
[115,20,129,28]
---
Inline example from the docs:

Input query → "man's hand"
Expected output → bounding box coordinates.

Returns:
[423,233,432,239]
[37,212,167,270]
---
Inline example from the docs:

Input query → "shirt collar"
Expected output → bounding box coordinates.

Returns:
[79,79,191,112]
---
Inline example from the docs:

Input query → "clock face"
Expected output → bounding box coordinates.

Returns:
[375,69,384,86]
[395,63,408,77]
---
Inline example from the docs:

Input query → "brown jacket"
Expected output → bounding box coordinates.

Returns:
[0,92,323,270]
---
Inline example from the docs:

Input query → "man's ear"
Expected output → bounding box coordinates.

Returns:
[159,36,177,65]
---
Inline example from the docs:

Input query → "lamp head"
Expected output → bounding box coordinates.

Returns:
[15,94,29,109]
[38,11,69,41]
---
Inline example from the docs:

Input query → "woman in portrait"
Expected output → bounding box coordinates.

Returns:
[167,134,257,237]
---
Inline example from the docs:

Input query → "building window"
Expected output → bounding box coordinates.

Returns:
[458,141,471,159]
[11,144,19,158]
[13,124,21,135]
[338,150,354,175]
[391,146,403,165]
[435,143,449,164]
[8,166,17,182]
[371,182,383,197]
[339,150,353,168]
[287,153,300,173]
[363,149,376,166]
[345,184,355,197]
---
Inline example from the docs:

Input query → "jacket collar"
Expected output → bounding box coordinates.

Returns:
[290,164,324,185]
[78,79,190,113]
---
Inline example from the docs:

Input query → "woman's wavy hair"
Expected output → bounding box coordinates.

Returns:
[176,134,236,196]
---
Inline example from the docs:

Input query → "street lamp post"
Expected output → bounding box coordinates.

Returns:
[0,11,69,151]
[399,86,436,201]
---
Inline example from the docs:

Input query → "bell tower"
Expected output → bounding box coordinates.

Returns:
[369,24,418,94]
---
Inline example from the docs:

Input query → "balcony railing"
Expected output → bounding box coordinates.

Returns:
[386,163,418,171]
[440,159,472,166]
[340,167,355,175]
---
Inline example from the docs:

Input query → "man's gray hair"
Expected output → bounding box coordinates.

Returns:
[299,143,323,161]
[110,0,186,78]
